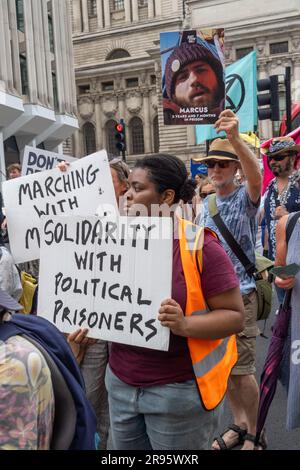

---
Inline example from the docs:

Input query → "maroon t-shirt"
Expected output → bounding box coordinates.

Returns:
[109,231,239,387]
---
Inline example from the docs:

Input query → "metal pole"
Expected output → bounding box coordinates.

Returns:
[285,67,292,134]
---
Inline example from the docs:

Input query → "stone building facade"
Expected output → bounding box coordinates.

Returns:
[70,0,300,164]
[0,0,78,182]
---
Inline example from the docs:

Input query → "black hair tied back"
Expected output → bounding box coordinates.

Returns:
[179,178,197,203]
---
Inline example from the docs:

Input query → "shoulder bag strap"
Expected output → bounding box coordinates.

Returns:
[208,194,256,277]
[286,211,300,246]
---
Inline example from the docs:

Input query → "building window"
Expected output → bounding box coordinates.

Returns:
[114,0,124,10]
[48,14,54,53]
[138,0,148,5]
[83,122,96,155]
[153,116,159,153]
[235,46,253,60]
[106,120,118,156]
[130,117,144,155]
[16,0,24,32]
[52,72,59,110]
[102,81,114,91]
[88,0,97,16]
[151,75,156,85]
[126,78,138,88]
[270,41,289,55]
[19,54,28,95]
[78,84,90,94]
[4,136,20,167]
[106,49,130,60]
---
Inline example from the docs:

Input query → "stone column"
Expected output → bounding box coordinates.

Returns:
[0,132,6,183]
[96,0,104,29]
[148,0,154,18]
[95,96,103,149]
[131,0,138,21]
[0,1,8,88]
[103,0,110,27]
[24,0,38,102]
[154,0,162,16]
[125,0,131,22]
[73,128,81,158]
[81,0,89,33]
[117,91,126,122]
[142,89,151,153]
[292,58,300,102]
[72,0,82,33]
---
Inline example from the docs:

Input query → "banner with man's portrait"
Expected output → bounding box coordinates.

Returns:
[160,29,225,126]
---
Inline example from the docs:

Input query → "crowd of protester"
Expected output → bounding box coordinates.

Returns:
[1,110,300,451]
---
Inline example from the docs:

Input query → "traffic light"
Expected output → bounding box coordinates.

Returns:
[115,119,126,153]
[257,75,280,121]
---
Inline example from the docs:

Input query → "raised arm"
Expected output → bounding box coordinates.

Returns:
[215,109,262,203]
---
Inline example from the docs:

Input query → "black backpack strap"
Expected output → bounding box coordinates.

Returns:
[208,194,256,277]
[286,211,300,246]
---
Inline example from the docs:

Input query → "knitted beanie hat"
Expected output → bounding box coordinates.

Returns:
[165,42,224,100]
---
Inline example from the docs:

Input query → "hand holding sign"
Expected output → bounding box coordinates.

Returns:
[158,298,188,337]
[214,109,239,141]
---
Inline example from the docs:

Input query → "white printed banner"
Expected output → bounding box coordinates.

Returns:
[2,151,117,263]
[21,146,77,176]
[38,215,173,351]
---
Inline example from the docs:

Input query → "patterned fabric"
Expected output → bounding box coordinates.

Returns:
[0,335,54,449]
[200,185,259,295]
[264,171,300,260]
[0,246,22,300]
[269,140,296,154]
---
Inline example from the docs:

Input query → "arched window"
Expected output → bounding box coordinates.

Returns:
[83,122,96,155]
[106,49,130,60]
[105,120,118,156]
[153,115,159,153]
[130,117,144,155]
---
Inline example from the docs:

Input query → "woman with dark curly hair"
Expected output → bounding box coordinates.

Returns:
[105,153,244,450]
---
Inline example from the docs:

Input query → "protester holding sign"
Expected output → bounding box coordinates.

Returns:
[103,153,245,450]
[57,157,130,450]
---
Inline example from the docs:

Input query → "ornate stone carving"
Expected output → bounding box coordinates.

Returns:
[102,95,117,117]
[115,74,122,90]
[256,39,266,56]
[90,79,97,91]
[151,94,158,111]
[126,91,142,114]
[224,44,233,61]
[78,96,94,119]
[183,2,191,29]
[292,36,300,51]
[140,72,147,85]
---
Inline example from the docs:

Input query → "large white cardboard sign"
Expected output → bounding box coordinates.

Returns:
[21,146,77,176]
[38,215,173,351]
[2,151,117,263]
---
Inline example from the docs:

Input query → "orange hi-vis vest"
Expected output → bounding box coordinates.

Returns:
[178,218,238,410]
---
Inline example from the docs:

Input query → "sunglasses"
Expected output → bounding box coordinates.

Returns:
[200,191,216,199]
[267,153,291,162]
[204,160,231,169]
